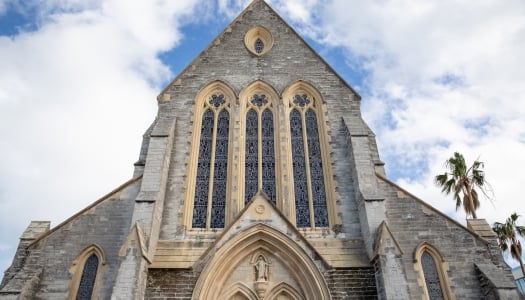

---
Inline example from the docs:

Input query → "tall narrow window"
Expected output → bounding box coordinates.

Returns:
[192,94,230,229]
[415,243,453,300]
[69,245,105,300]
[290,94,328,228]
[421,251,445,300]
[76,254,99,300]
[244,94,276,204]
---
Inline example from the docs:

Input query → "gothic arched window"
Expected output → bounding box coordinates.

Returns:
[414,242,453,300]
[244,93,276,205]
[281,81,336,229]
[76,254,99,300]
[69,245,105,300]
[289,94,328,228]
[192,93,231,229]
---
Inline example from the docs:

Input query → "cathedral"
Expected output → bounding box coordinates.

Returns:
[0,1,519,299]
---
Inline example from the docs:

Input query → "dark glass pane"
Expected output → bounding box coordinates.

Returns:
[262,109,276,204]
[290,109,310,227]
[192,109,213,228]
[306,110,328,227]
[211,109,229,228]
[254,38,264,54]
[76,254,99,300]
[245,109,258,204]
[422,251,445,300]
[251,94,268,107]
[293,94,310,107]
[209,94,225,107]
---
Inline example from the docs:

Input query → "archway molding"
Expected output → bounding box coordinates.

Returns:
[266,282,305,300]
[219,282,259,300]
[192,223,331,299]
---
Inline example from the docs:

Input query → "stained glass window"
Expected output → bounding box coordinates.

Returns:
[245,95,276,205]
[290,95,329,228]
[421,251,445,300]
[245,109,258,204]
[306,110,328,227]
[290,109,310,227]
[261,109,275,203]
[76,254,99,300]
[192,94,229,229]
[211,110,229,228]
[254,38,264,54]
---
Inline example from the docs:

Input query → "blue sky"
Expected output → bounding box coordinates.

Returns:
[1,0,525,280]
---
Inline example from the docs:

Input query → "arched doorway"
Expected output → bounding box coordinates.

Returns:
[192,224,331,300]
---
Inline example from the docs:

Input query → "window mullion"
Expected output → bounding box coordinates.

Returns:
[206,109,219,229]
[301,110,315,229]
[257,109,263,192]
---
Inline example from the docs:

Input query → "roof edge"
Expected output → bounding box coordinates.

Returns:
[28,175,143,248]
[375,172,489,245]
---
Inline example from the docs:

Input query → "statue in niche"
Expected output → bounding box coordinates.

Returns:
[254,256,268,281]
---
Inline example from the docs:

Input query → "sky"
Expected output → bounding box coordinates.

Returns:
[1,0,525,280]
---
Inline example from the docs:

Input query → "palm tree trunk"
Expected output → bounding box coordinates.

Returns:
[519,257,525,278]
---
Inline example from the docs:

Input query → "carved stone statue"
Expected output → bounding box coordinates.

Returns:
[255,256,268,281]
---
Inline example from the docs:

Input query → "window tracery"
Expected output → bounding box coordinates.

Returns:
[244,93,276,204]
[191,89,232,229]
[186,81,334,231]
[289,93,328,228]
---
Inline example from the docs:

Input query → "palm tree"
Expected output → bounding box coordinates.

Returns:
[434,152,489,219]
[493,213,525,276]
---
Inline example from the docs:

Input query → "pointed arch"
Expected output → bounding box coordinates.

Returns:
[68,244,107,300]
[238,81,281,211]
[192,223,330,299]
[414,242,454,300]
[184,80,237,230]
[219,282,259,300]
[282,81,336,229]
[266,282,305,300]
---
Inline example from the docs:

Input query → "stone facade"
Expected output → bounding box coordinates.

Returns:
[0,0,519,299]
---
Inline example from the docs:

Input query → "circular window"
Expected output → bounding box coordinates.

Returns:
[245,26,273,56]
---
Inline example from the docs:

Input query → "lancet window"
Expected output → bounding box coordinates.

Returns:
[245,93,276,204]
[415,243,453,300]
[192,92,231,229]
[186,81,334,231]
[69,245,105,300]
[76,254,99,300]
[289,93,329,228]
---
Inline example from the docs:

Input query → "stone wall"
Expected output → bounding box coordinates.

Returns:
[324,268,377,299]
[379,176,517,299]
[145,269,199,299]
[0,179,140,299]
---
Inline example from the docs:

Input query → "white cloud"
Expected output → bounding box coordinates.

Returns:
[271,0,525,265]
[0,0,200,279]
[310,0,525,229]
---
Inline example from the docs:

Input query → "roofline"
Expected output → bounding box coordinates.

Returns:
[157,0,362,101]
[375,172,490,245]
[28,175,143,248]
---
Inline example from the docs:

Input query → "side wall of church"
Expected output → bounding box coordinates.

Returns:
[379,177,515,299]
[6,181,141,299]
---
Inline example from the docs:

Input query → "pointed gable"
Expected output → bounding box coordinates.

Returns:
[159,0,360,103]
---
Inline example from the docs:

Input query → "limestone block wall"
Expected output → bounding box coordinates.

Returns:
[0,179,140,299]
[378,176,516,299]
[145,268,377,299]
